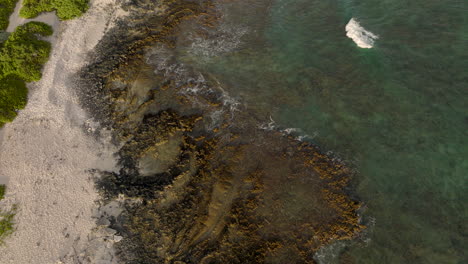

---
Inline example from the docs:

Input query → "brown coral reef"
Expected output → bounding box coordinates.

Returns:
[78,0,365,263]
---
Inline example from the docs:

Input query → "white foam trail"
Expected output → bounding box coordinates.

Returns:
[313,241,347,264]
[188,24,247,58]
[258,116,319,141]
[258,116,277,131]
[345,18,378,48]
[186,3,248,59]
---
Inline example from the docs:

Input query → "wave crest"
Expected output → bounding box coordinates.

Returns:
[345,18,378,48]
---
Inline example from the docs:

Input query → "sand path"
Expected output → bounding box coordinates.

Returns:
[0,0,60,186]
[6,0,60,33]
[0,0,125,263]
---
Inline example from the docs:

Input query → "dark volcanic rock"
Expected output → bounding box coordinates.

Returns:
[78,0,365,263]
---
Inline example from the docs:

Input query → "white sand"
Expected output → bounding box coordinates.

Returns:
[345,18,378,49]
[0,0,126,263]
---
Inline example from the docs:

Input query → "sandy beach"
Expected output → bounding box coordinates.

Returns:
[0,0,125,263]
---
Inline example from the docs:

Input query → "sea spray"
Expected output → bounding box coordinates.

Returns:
[345,18,378,48]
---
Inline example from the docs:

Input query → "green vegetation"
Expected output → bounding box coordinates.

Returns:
[20,0,89,20]
[0,0,22,241]
[0,76,27,125]
[0,0,19,30]
[0,185,15,245]
[0,1,89,245]
[0,21,53,81]
[0,211,15,244]
[0,185,5,200]
[0,31,8,42]
[0,0,89,127]
[0,22,52,126]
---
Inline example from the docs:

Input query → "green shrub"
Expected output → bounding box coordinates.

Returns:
[0,185,5,200]
[0,185,15,245]
[20,0,89,20]
[0,22,52,126]
[0,0,19,30]
[19,0,53,19]
[0,76,27,126]
[54,0,89,19]
[0,22,52,82]
[0,205,16,245]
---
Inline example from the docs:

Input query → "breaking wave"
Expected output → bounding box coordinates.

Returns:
[345,18,378,48]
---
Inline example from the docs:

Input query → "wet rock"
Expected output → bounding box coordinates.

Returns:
[77,0,365,263]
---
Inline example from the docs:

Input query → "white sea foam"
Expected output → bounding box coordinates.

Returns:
[186,3,248,59]
[258,116,318,141]
[345,18,378,48]
[313,241,347,264]
[188,23,247,58]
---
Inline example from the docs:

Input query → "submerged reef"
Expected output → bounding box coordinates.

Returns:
[79,0,364,263]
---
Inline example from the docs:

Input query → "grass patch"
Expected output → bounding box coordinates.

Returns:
[20,0,89,20]
[0,0,19,31]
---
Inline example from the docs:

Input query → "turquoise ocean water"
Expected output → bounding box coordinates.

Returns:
[182,0,468,263]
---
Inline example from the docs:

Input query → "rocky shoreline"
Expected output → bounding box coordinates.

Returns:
[77,0,365,263]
